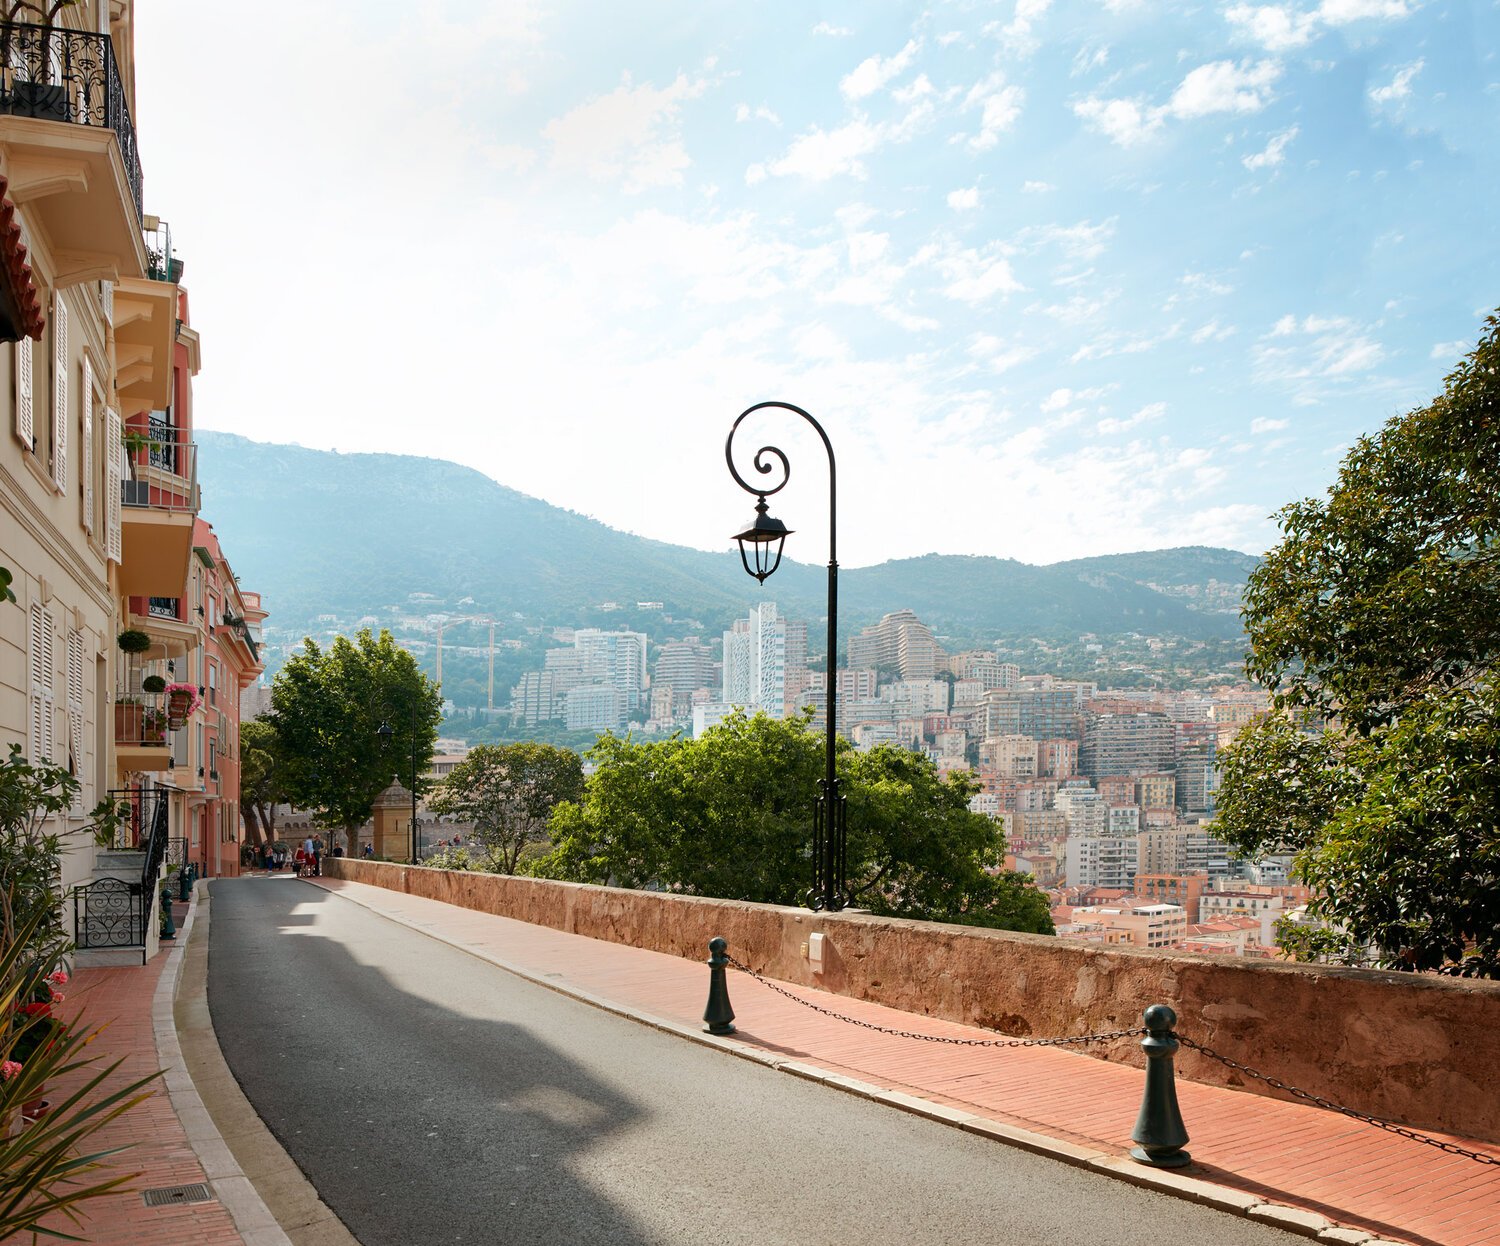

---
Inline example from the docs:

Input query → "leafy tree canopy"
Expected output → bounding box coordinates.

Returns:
[268,629,442,847]
[239,718,288,849]
[530,711,1053,934]
[428,742,584,874]
[1216,311,1500,976]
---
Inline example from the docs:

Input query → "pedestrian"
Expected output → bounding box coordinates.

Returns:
[362,842,373,859]
[311,839,322,878]
[263,842,274,875]
[275,843,288,872]
[294,844,308,877]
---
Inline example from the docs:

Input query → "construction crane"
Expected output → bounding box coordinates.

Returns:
[432,615,498,711]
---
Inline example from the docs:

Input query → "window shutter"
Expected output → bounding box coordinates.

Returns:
[15,336,33,449]
[80,357,94,534]
[52,295,67,493]
[99,279,113,326]
[105,407,122,563]
[28,604,55,763]
[67,629,85,810]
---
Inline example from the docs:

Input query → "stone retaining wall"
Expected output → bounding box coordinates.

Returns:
[325,858,1500,1143]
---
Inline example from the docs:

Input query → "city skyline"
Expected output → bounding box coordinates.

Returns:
[136,2,1496,566]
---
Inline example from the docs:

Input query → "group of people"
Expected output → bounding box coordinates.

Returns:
[260,838,346,878]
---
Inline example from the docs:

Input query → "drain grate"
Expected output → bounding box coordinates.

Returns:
[142,1182,215,1208]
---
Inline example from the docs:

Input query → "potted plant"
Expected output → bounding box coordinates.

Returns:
[140,674,166,695]
[141,709,167,743]
[163,683,200,717]
[116,629,151,655]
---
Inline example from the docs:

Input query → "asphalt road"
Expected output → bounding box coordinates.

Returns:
[208,877,1307,1246]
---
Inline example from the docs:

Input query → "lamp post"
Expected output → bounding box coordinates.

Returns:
[725,400,846,912]
[376,711,421,863]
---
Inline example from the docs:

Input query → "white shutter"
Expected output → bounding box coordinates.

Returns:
[15,336,33,449]
[52,295,67,493]
[99,280,113,327]
[27,604,55,763]
[80,357,94,534]
[67,629,86,810]
[105,407,122,563]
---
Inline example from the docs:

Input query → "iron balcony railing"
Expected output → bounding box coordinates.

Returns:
[143,216,180,283]
[147,596,179,619]
[121,426,199,514]
[0,20,142,220]
[113,699,168,750]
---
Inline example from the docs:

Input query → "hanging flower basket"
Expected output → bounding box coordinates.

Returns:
[164,682,201,714]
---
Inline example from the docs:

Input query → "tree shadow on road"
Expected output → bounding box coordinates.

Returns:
[209,878,657,1246]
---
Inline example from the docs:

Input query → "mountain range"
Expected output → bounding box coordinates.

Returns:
[193,432,1258,646]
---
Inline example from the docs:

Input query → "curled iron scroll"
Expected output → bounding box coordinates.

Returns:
[725,401,814,501]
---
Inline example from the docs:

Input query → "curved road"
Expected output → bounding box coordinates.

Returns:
[208,878,1305,1246]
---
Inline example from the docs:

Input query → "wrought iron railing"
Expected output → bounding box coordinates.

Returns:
[140,785,169,891]
[166,836,187,869]
[72,876,146,949]
[121,431,198,513]
[143,217,180,283]
[147,596,179,619]
[102,785,173,854]
[0,20,142,220]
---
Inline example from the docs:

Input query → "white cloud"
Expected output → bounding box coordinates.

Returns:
[965,72,1026,150]
[1370,60,1423,106]
[545,72,709,192]
[841,40,920,101]
[749,94,934,183]
[813,21,853,36]
[947,186,981,210]
[1228,0,1414,52]
[1243,124,1299,170]
[967,334,1037,373]
[1250,416,1289,433]
[1022,180,1056,193]
[1168,60,1281,119]
[940,244,1025,303]
[997,0,1053,54]
[736,103,781,126]
[1430,340,1469,360]
[1191,319,1237,343]
[1073,44,1109,76]
[1022,219,1117,261]
[1253,314,1387,399]
[1098,401,1166,434]
[1073,95,1162,145]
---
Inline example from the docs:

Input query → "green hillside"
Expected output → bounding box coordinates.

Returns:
[195,432,1254,650]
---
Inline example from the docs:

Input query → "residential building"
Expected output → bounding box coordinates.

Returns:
[721,602,807,720]
[0,3,216,961]
[564,684,626,732]
[1060,902,1187,951]
[1079,709,1175,781]
[847,609,944,681]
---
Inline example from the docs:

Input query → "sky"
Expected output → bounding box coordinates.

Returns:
[133,1,1498,569]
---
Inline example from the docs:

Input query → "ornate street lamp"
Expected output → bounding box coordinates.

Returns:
[376,712,421,863]
[725,401,846,911]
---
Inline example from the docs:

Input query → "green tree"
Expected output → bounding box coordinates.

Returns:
[1216,311,1500,976]
[239,718,287,852]
[269,629,443,855]
[532,711,1053,934]
[428,743,584,873]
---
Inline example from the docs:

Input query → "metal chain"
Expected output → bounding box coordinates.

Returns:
[1176,1035,1500,1167]
[725,956,1140,1049]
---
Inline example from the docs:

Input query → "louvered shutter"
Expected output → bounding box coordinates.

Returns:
[80,357,94,533]
[28,604,55,763]
[99,280,113,326]
[67,629,85,810]
[105,408,122,563]
[15,336,32,449]
[52,296,67,492]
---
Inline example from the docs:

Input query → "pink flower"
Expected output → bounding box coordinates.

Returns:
[1,1061,21,1081]
[46,991,64,1005]
[47,971,68,986]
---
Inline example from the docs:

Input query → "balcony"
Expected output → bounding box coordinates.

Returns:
[118,420,199,598]
[0,20,146,285]
[113,700,170,772]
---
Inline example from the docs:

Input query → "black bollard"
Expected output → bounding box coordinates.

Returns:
[1130,1004,1191,1167]
[159,887,176,940]
[703,937,736,1035]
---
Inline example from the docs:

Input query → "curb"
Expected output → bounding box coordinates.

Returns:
[309,878,1414,1246]
[153,887,294,1246]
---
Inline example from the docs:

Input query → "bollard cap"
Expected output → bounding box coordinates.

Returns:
[1143,1003,1177,1032]
[709,936,727,955]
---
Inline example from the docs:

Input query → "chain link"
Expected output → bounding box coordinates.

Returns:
[1176,1035,1500,1167]
[725,955,1140,1049]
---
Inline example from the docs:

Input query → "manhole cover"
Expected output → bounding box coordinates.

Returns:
[142,1182,214,1207]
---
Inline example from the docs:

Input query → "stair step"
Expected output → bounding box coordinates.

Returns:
[73,946,146,969]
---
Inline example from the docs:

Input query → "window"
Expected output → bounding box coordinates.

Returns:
[66,629,86,811]
[207,661,217,706]
[27,604,55,763]
[13,336,33,451]
[80,356,95,534]
[51,293,67,493]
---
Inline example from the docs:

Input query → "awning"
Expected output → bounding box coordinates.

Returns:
[0,175,43,341]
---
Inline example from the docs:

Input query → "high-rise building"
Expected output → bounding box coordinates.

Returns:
[847,609,945,681]
[574,629,648,713]
[1079,710,1176,780]
[721,602,807,719]
[653,637,716,699]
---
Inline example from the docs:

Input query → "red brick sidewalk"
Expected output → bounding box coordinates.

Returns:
[312,876,1500,1246]
[50,897,257,1246]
